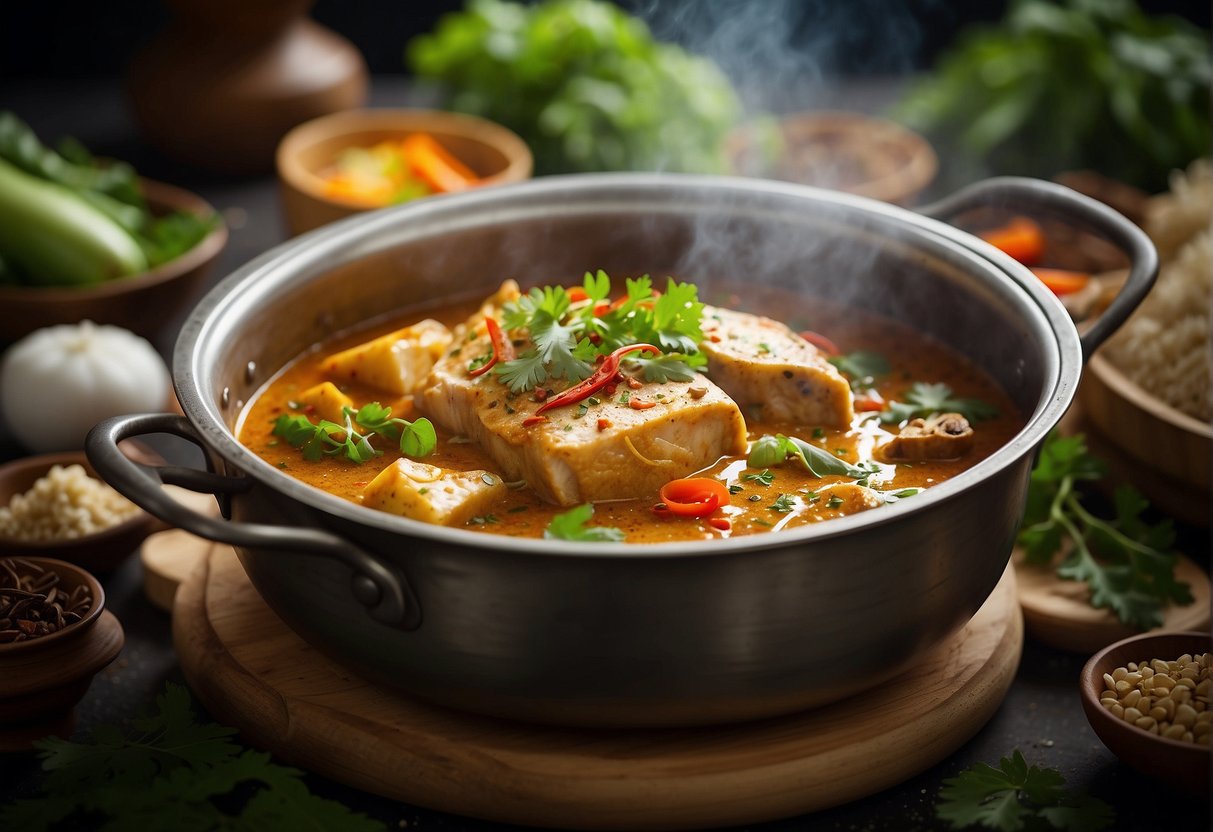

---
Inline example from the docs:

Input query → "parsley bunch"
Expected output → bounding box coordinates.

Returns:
[0,684,384,831]
[1018,432,1192,630]
[495,271,706,393]
[937,750,1113,831]
[880,382,998,425]
[273,402,436,464]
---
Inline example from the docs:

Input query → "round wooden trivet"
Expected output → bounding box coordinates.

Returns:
[1016,551,1210,656]
[174,546,1023,831]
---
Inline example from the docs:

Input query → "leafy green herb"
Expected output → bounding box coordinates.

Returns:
[495,273,705,393]
[727,484,743,494]
[544,503,625,542]
[272,403,436,464]
[894,0,1211,192]
[743,469,775,487]
[469,514,499,525]
[828,350,890,386]
[770,493,795,513]
[748,434,879,480]
[937,750,1113,831]
[1017,432,1191,630]
[826,495,845,509]
[880,382,998,425]
[406,0,741,176]
[0,684,384,831]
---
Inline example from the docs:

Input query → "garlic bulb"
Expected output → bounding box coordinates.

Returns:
[0,321,170,453]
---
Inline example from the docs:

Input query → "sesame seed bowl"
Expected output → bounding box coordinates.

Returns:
[1080,631,1212,797]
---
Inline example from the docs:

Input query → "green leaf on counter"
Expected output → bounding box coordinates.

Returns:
[1017,432,1192,630]
[0,683,385,832]
[937,750,1114,832]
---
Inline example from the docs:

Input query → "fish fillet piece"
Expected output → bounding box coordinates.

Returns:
[321,319,452,395]
[700,306,853,427]
[420,335,748,506]
[361,458,504,526]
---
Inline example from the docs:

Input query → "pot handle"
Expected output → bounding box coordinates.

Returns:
[919,176,1158,360]
[86,413,419,629]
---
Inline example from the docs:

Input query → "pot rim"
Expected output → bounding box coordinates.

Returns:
[175,172,1080,558]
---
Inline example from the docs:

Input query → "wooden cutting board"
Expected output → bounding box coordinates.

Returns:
[174,547,1023,831]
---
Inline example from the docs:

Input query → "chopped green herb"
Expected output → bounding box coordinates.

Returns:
[770,493,795,513]
[828,350,890,386]
[272,403,436,464]
[544,503,625,542]
[812,427,825,439]
[757,342,771,354]
[587,396,601,406]
[576,403,589,418]
[469,514,499,525]
[742,469,775,487]
[728,484,743,495]
[619,390,631,404]
[826,495,845,509]
[752,519,773,527]
[748,434,879,480]
[418,487,428,495]
[880,382,998,425]
[805,491,820,502]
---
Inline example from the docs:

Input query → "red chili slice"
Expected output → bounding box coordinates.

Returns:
[535,344,660,414]
[799,330,840,356]
[659,477,730,518]
[468,316,515,378]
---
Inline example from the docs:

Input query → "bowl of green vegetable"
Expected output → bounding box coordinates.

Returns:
[0,113,226,344]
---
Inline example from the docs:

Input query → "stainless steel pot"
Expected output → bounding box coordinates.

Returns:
[88,174,1156,726]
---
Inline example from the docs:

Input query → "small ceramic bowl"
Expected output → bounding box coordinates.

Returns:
[276,107,533,235]
[0,178,227,344]
[0,449,160,572]
[725,111,937,206]
[0,556,124,749]
[1080,631,1211,797]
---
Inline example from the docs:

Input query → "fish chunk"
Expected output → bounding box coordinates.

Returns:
[361,458,504,526]
[321,319,452,395]
[420,338,748,506]
[700,306,853,427]
[877,413,974,461]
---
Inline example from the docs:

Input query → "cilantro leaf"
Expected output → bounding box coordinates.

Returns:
[770,493,796,513]
[496,350,549,393]
[0,683,384,832]
[748,434,878,480]
[272,404,436,464]
[544,503,625,542]
[582,269,611,302]
[743,469,775,486]
[828,350,890,386]
[937,750,1112,832]
[629,351,705,383]
[1016,432,1191,631]
[880,382,999,425]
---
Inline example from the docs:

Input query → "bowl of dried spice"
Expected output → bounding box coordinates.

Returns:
[0,556,125,748]
[1080,631,1211,797]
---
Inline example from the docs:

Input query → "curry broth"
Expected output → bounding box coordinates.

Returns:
[238,289,1025,543]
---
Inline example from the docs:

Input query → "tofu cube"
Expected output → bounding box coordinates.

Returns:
[361,458,504,526]
[321,319,452,395]
[296,381,354,423]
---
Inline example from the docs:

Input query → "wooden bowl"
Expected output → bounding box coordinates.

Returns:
[0,178,227,344]
[1080,631,1211,797]
[1077,351,1211,525]
[0,449,160,572]
[276,108,533,235]
[725,111,937,206]
[0,557,124,749]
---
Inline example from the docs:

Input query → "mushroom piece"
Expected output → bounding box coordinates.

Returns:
[877,412,974,461]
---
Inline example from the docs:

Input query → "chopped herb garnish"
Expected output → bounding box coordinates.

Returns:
[272,403,436,464]
[469,514,499,525]
[576,403,589,418]
[619,390,631,404]
[826,495,845,509]
[743,469,775,486]
[880,382,998,425]
[812,427,825,439]
[752,518,773,527]
[728,484,743,495]
[544,503,625,542]
[828,351,890,389]
[748,434,879,480]
[757,342,771,354]
[833,448,848,457]
[494,272,706,393]
[587,396,601,406]
[770,493,795,513]
[805,491,820,502]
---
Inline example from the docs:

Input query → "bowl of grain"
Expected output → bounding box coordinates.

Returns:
[1080,631,1211,797]
[0,450,158,571]
[0,556,124,749]
[1077,159,1211,526]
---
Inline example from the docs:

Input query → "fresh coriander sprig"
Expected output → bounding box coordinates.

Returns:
[937,750,1113,832]
[880,382,998,425]
[1017,432,1191,630]
[748,434,879,480]
[0,684,384,831]
[494,271,706,393]
[272,403,436,464]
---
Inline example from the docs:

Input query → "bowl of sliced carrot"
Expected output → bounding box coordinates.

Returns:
[276,108,533,235]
